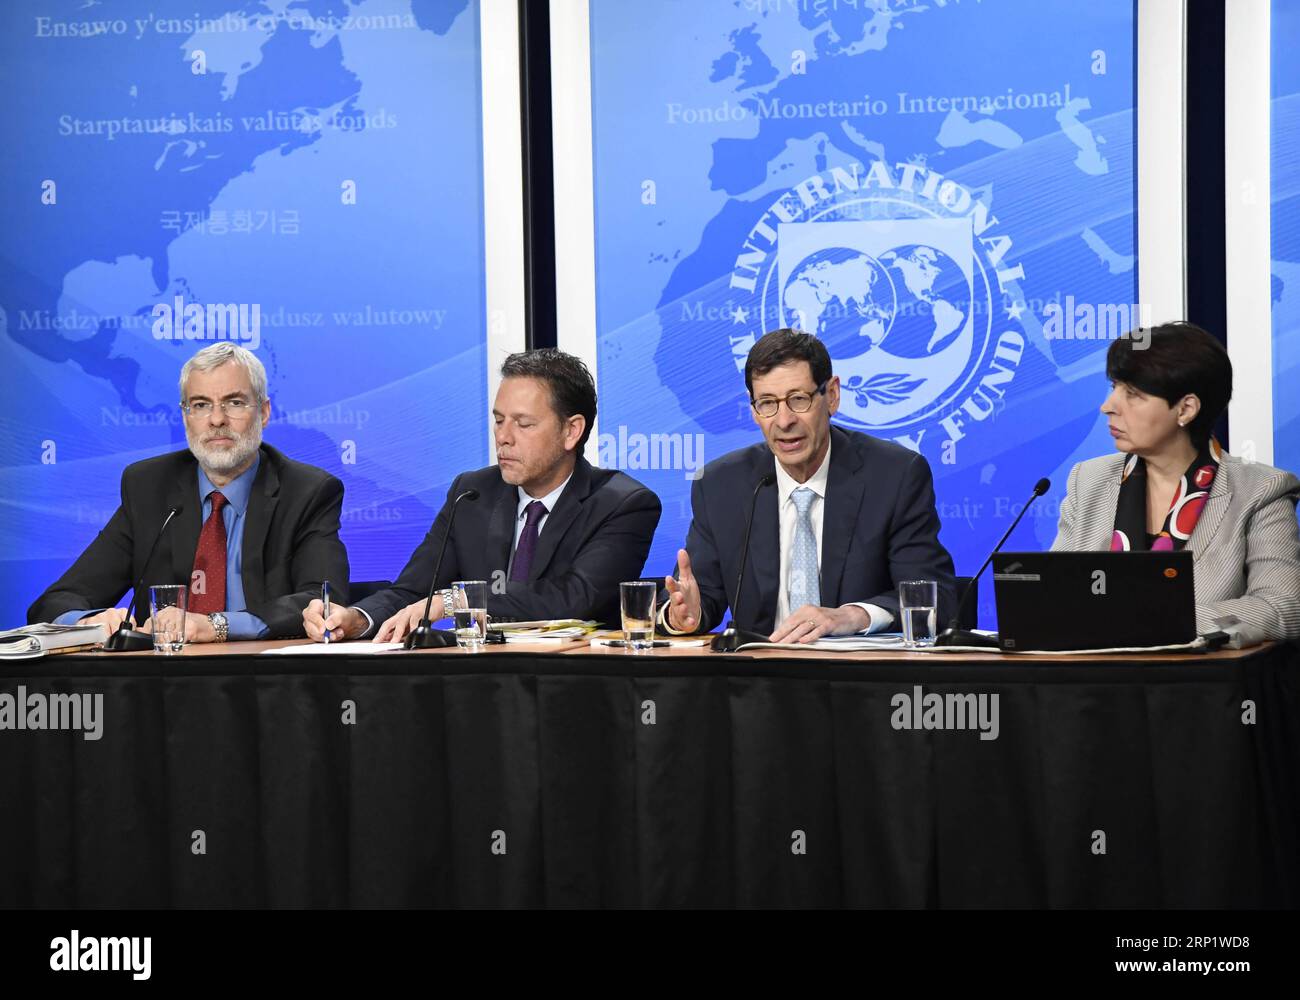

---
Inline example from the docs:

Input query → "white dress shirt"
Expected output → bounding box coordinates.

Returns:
[358,472,574,637]
[507,473,573,576]
[663,439,892,635]
[772,439,891,633]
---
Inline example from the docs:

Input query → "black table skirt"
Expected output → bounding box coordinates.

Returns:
[2,645,1298,908]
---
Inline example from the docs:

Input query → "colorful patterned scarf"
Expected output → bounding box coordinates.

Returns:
[1111,439,1222,551]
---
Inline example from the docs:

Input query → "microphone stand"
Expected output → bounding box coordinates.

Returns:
[104,505,183,652]
[405,489,480,649]
[934,478,1050,648]
[711,474,776,653]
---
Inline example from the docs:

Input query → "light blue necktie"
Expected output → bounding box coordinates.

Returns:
[787,487,821,612]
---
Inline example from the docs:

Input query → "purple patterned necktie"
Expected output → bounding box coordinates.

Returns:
[510,500,548,582]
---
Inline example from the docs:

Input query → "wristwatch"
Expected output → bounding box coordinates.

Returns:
[208,612,229,643]
[439,589,455,619]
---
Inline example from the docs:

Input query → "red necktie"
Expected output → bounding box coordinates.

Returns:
[190,491,228,614]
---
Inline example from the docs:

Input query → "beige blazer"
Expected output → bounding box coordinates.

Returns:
[1052,452,1300,643]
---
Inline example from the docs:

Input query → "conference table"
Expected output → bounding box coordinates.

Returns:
[2,638,1297,909]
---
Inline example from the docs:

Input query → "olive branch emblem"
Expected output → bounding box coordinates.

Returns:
[845,373,926,407]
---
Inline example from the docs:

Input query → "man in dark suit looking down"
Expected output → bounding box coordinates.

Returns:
[305,349,662,641]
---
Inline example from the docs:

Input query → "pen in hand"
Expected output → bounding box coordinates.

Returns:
[322,581,332,644]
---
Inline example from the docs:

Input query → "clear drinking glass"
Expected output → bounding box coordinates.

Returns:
[452,580,489,649]
[149,584,189,654]
[619,581,657,649]
[898,580,938,648]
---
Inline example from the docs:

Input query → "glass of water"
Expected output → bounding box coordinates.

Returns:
[149,584,188,654]
[452,580,489,649]
[898,580,938,648]
[619,581,657,650]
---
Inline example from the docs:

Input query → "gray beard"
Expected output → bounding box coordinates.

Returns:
[188,425,262,476]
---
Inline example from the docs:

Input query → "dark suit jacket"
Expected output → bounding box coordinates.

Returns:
[357,457,661,629]
[28,443,349,637]
[676,425,957,634]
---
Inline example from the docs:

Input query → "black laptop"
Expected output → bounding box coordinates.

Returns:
[991,551,1197,652]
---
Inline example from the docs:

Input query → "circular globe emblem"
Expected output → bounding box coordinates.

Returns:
[724,159,1027,448]
[875,244,971,359]
[781,244,973,366]
[781,247,897,359]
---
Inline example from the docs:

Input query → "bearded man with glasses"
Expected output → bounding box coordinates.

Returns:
[661,328,957,643]
[28,343,349,642]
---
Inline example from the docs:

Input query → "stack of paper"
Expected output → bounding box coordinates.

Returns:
[489,620,599,643]
[588,633,711,648]
[0,623,107,660]
[260,642,405,656]
[737,633,910,652]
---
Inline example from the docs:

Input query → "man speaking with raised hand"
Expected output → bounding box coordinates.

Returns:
[661,328,957,643]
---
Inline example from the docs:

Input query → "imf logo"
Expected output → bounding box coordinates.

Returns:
[727,160,1027,453]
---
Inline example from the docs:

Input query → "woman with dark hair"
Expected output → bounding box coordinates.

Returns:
[1052,322,1300,643]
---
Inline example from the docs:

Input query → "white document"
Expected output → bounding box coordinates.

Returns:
[737,633,909,652]
[503,629,590,643]
[588,637,711,648]
[260,642,405,655]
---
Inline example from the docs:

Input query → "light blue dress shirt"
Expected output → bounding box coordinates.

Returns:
[195,456,269,639]
[56,456,269,639]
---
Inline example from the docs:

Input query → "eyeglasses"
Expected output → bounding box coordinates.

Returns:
[181,398,256,418]
[750,381,828,418]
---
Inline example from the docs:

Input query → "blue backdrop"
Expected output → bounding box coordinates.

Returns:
[586,0,1137,626]
[0,0,488,616]
[1274,0,1300,476]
